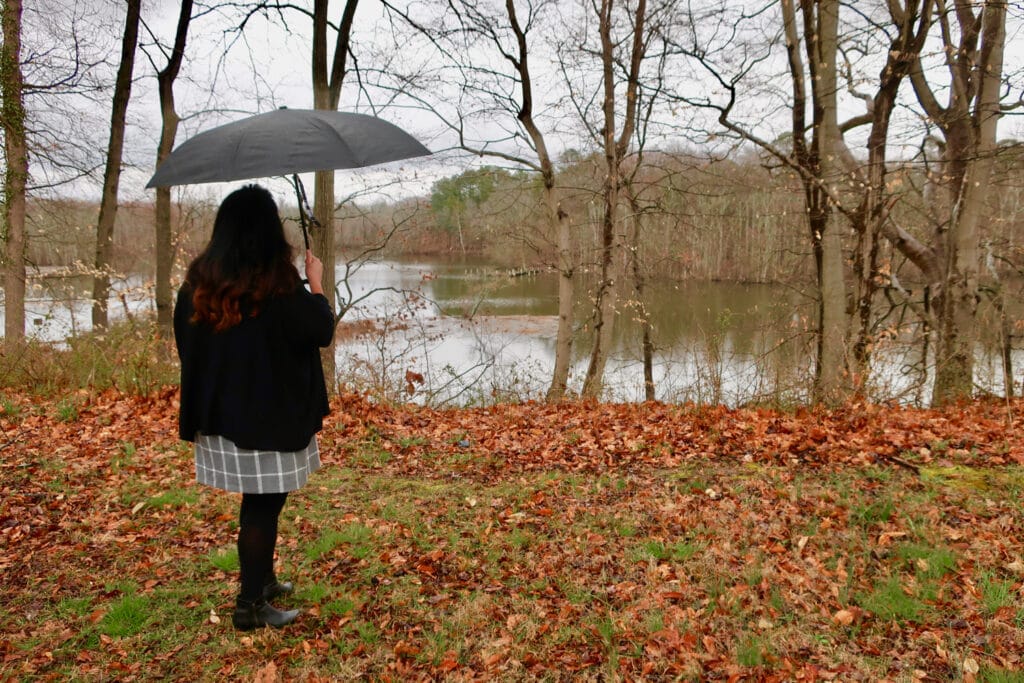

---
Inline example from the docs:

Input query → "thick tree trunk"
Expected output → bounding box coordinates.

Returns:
[310,0,358,388]
[931,0,1005,404]
[92,0,141,330]
[155,0,192,336]
[313,168,337,385]
[2,0,27,341]
[794,0,848,403]
[544,185,574,401]
[818,220,847,402]
[582,163,621,399]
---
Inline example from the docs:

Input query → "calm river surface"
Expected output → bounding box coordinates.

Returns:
[3,258,1019,405]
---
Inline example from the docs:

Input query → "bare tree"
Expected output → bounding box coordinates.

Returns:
[2,0,28,341]
[148,0,193,335]
[669,1,943,403]
[909,0,1007,404]
[575,0,650,399]
[91,0,142,330]
[779,0,847,403]
[843,0,934,393]
[312,0,360,384]
[379,0,576,400]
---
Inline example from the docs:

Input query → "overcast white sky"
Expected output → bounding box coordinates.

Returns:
[17,0,1024,207]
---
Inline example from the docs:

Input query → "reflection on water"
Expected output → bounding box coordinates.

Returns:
[3,259,1020,405]
[0,271,153,343]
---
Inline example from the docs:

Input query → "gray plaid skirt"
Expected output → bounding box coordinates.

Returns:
[194,433,321,494]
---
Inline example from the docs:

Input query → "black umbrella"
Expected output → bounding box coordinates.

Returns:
[146,108,431,247]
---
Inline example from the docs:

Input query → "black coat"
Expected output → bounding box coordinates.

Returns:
[174,283,334,451]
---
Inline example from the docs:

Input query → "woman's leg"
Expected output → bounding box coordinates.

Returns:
[237,491,288,603]
[232,491,298,630]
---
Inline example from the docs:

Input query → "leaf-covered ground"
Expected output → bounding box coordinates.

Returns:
[1,389,1022,681]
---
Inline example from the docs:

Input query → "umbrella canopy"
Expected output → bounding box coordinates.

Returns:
[146,108,431,188]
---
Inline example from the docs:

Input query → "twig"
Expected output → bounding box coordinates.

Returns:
[881,452,921,473]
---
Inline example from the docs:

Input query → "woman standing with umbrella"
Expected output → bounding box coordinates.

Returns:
[174,184,334,630]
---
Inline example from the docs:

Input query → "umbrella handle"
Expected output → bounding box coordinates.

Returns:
[291,174,319,251]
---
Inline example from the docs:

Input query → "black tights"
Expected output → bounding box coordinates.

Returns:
[237,492,288,603]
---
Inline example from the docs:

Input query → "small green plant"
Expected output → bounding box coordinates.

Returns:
[853,497,895,526]
[508,529,533,550]
[980,667,1024,682]
[0,395,22,421]
[306,523,375,561]
[857,577,927,623]
[978,571,1014,616]
[643,609,665,634]
[896,543,957,580]
[207,546,239,572]
[559,578,596,605]
[743,561,764,587]
[321,595,358,619]
[635,539,702,563]
[737,634,766,666]
[98,594,151,638]
[56,397,81,422]
[351,441,393,467]
[56,596,94,619]
[355,620,380,644]
[147,488,199,508]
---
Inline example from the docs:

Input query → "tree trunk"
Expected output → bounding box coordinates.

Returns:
[931,0,1005,404]
[582,157,621,399]
[544,184,574,401]
[2,0,27,341]
[849,1,932,392]
[627,194,655,401]
[92,0,141,330]
[818,218,847,402]
[312,168,337,384]
[155,0,192,337]
[311,0,359,388]
[813,0,848,403]
[582,0,646,399]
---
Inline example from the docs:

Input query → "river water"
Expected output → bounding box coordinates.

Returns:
[3,259,1020,405]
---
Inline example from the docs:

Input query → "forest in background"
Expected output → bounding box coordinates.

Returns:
[4,0,1024,406]
[23,141,1024,285]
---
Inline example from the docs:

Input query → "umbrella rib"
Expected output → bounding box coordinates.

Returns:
[315,115,360,170]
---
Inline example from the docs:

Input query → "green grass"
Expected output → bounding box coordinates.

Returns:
[305,522,376,561]
[207,546,239,572]
[737,634,768,666]
[56,397,81,422]
[0,394,23,420]
[852,497,895,526]
[856,576,928,623]
[978,571,1015,616]
[895,542,957,579]
[148,488,199,508]
[98,594,152,638]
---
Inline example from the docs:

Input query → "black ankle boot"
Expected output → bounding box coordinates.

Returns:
[263,580,294,600]
[232,599,300,631]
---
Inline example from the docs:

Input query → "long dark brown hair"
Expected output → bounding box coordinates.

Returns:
[186,185,300,331]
